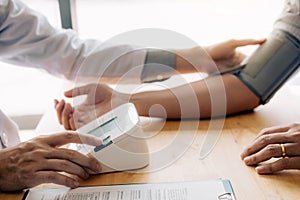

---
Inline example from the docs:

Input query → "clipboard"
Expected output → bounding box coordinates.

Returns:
[22,179,236,200]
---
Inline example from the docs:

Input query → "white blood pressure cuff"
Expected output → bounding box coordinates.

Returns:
[234,29,300,104]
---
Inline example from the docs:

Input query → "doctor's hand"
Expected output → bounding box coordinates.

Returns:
[175,38,265,74]
[241,123,300,174]
[55,84,126,130]
[204,38,266,73]
[0,132,102,192]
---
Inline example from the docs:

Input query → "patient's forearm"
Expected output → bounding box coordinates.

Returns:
[129,74,260,118]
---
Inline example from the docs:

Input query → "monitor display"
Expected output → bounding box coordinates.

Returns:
[87,117,118,137]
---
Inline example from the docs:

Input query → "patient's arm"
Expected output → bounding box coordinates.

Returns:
[55,73,259,129]
[130,74,260,118]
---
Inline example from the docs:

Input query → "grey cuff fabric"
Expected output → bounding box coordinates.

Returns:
[141,49,176,83]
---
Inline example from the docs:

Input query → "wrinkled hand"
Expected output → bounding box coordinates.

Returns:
[0,132,102,191]
[205,38,266,73]
[241,123,300,174]
[55,84,126,130]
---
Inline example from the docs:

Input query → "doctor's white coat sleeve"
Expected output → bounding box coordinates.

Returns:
[0,110,20,149]
[0,0,147,80]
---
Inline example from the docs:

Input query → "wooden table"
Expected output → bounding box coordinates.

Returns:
[2,86,300,200]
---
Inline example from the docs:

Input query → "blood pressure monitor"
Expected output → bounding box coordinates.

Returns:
[76,103,149,173]
[235,29,300,104]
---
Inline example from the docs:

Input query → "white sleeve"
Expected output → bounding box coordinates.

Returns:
[0,0,147,80]
[0,109,20,149]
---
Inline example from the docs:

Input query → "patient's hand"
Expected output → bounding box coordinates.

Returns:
[55,84,126,130]
[241,123,300,174]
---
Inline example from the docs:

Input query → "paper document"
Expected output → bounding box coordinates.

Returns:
[23,179,235,200]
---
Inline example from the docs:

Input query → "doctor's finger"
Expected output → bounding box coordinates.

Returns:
[48,148,102,173]
[29,171,80,189]
[41,159,89,180]
[43,132,102,149]
[232,38,266,48]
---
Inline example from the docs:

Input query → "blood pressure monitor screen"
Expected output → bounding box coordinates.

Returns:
[76,103,141,154]
[87,117,117,138]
